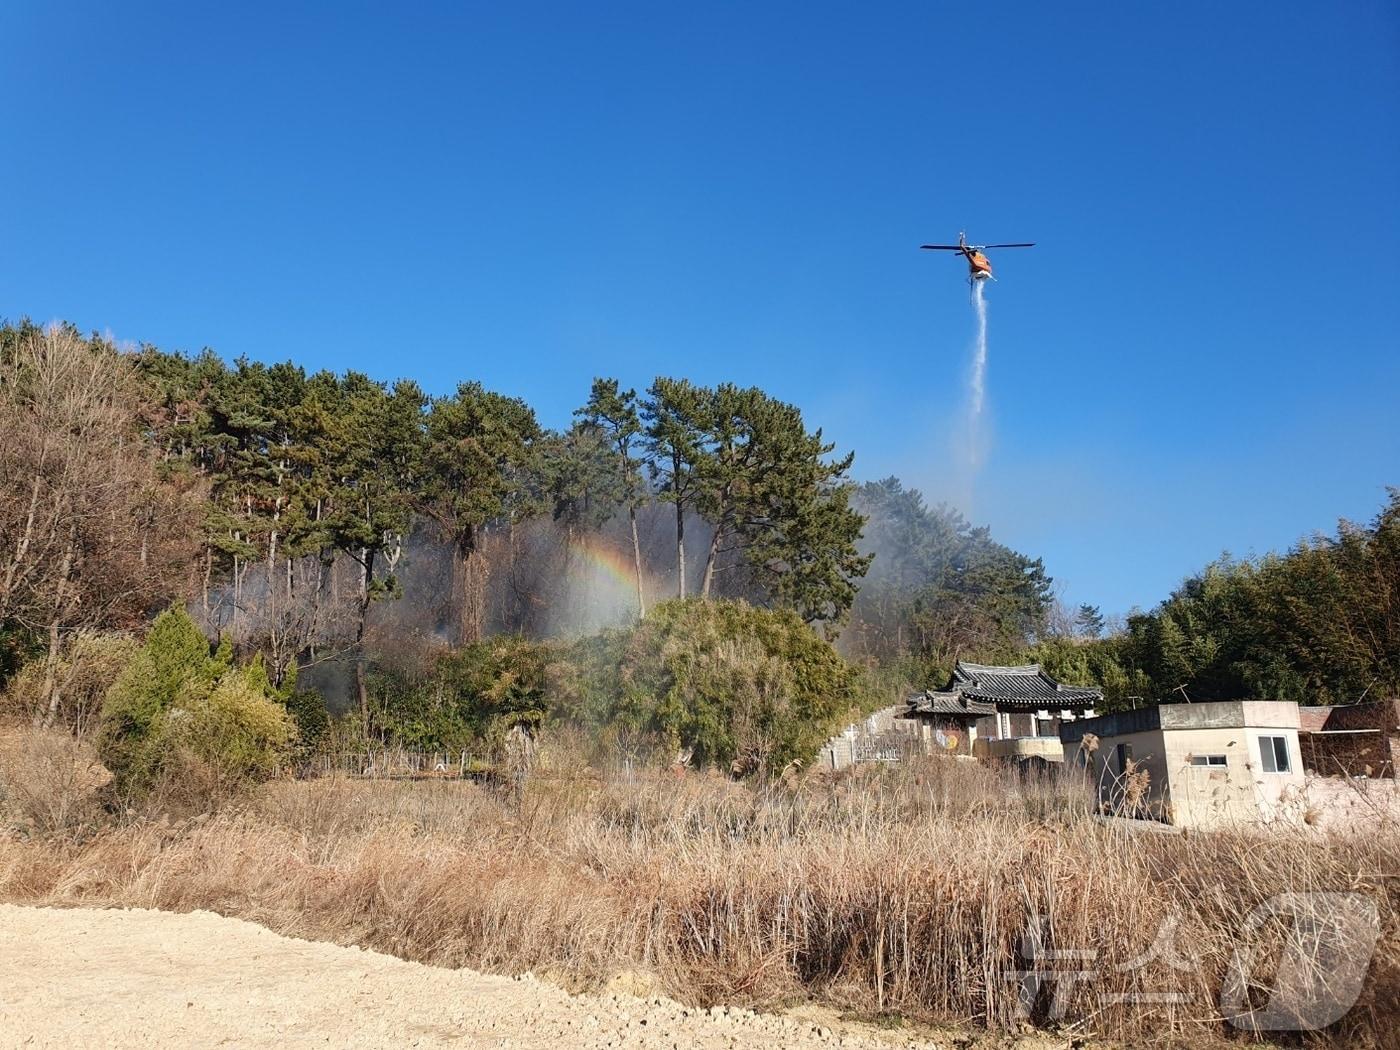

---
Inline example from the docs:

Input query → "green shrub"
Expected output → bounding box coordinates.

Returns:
[99,607,228,790]
[367,636,554,750]
[164,669,296,785]
[357,605,854,775]
[282,688,330,754]
[237,654,328,756]
[98,607,296,797]
[561,598,857,774]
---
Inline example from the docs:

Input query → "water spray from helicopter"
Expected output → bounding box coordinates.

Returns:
[969,279,988,419]
[920,231,1034,480]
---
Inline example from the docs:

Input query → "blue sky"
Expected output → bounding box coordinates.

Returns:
[4,2,1398,616]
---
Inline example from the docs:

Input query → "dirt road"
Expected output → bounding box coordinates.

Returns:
[0,904,1040,1050]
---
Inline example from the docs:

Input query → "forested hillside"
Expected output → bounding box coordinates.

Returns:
[1,318,1395,781]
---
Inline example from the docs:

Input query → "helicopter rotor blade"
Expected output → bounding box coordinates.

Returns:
[920,245,965,250]
[981,243,1035,249]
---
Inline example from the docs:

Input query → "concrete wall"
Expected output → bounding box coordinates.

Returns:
[1062,699,1300,742]
[1063,720,1307,828]
[818,736,856,771]
[857,705,909,736]
[818,705,922,770]
[1161,725,1304,827]
[1067,728,1171,819]
[1237,725,1307,819]
[976,735,1065,763]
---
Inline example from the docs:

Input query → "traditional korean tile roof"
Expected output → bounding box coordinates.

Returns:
[902,690,997,719]
[944,661,1102,711]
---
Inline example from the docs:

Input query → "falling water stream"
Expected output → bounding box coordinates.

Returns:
[970,280,988,419]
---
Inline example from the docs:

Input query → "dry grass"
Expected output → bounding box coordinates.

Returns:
[0,727,111,835]
[0,744,1396,1046]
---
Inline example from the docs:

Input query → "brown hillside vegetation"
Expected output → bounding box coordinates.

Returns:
[1,742,1395,1047]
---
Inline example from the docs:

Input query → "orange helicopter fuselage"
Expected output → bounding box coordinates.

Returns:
[964,249,993,279]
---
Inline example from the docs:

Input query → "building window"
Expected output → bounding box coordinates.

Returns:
[1258,735,1292,774]
[1189,755,1227,767]
[1115,742,1133,774]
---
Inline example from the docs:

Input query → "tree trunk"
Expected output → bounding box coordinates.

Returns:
[266,527,278,649]
[455,548,469,645]
[202,546,212,616]
[701,522,724,600]
[355,547,375,735]
[629,504,646,618]
[231,546,242,632]
[673,453,686,598]
[1,473,45,621]
[40,525,78,729]
[355,659,370,739]
[456,527,485,646]
[38,620,62,729]
[700,486,728,600]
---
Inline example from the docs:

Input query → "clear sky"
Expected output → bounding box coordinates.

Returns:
[4,2,1398,617]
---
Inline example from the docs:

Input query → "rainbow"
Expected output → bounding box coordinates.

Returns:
[566,536,639,591]
[563,536,652,625]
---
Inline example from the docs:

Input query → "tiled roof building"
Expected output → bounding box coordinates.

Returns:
[937,661,1102,711]
[901,661,1103,755]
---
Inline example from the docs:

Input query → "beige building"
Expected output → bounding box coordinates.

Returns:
[1060,700,1306,828]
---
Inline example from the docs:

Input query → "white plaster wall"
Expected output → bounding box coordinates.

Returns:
[1240,726,1306,818]
[1160,726,1304,827]
[976,736,1066,762]
[1068,722,1306,828]
[1068,729,1171,818]
[1159,726,1261,826]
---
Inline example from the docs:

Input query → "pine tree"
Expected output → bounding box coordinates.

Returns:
[320,373,425,725]
[691,384,870,627]
[419,382,541,644]
[642,378,708,599]
[1076,603,1106,639]
[575,379,648,616]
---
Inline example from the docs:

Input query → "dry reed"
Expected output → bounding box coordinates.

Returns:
[0,750,1395,1046]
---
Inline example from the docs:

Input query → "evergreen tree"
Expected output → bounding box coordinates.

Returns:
[321,374,425,724]
[692,384,869,626]
[419,382,541,644]
[1076,603,1106,638]
[642,378,708,598]
[99,606,230,789]
[539,423,624,535]
[849,478,1052,666]
[575,378,649,616]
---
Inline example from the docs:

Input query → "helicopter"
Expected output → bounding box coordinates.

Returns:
[920,232,1034,285]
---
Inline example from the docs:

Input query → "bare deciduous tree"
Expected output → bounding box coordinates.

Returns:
[0,324,200,724]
